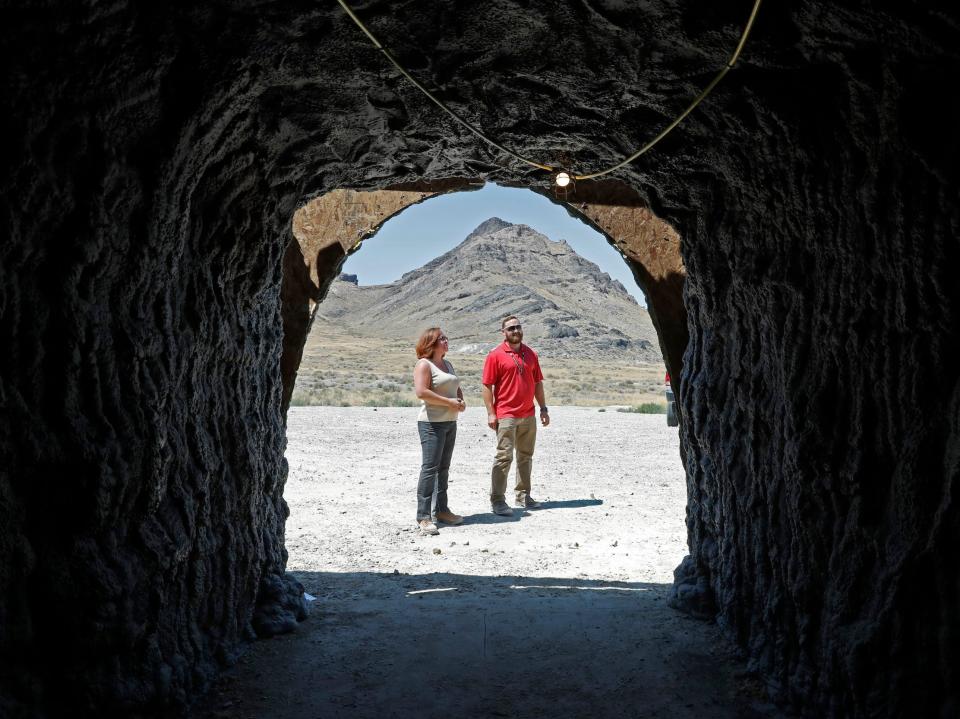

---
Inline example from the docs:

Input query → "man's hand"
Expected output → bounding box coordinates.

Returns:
[540,411,550,427]
[487,413,498,430]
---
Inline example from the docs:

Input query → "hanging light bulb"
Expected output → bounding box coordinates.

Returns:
[555,172,571,187]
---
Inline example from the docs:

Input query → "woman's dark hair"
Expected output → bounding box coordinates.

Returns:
[416,327,442,358]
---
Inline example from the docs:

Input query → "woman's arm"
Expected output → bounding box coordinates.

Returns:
[414,361,461,409]
[446,360,466,408]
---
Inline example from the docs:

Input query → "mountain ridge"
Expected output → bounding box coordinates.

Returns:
[315,219,661,362]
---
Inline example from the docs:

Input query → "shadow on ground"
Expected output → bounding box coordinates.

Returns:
[534,498,604,510]
[195,571,781,719]
[459,498,604,525]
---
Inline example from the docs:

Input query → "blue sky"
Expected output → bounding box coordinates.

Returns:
[342,183,647,305]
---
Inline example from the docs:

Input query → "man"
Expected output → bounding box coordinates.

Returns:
[481,315,550,516]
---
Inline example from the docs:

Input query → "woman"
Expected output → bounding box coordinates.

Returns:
[413,327,466,535]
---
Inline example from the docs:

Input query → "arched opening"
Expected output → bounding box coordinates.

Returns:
[291,182,674,408]
[279,178,687,416]
[207,182,766,716]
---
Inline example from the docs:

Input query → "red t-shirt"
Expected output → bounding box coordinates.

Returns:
[482,342,544,419]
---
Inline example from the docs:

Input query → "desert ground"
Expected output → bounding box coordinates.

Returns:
[197,407,780,718]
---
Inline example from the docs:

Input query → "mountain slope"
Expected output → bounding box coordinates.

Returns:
[313,218,661,362]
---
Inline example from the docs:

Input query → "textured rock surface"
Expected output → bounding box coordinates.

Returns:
[1,1,959,717]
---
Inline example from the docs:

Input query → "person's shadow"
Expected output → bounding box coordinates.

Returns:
[534,499,603,510]
[459,498,602,524]
[458,512,522,525]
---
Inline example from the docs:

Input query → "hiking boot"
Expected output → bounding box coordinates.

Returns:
[435,510,463,526]
[491,501,514,517]
[515,493,541,509]
[418,519,439,536]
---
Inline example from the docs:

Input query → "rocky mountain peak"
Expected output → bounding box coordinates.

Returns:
[461,220,564,257]
[464,216,514,241]
[319,219,660,363]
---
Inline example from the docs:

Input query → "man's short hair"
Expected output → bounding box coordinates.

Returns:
[500,315,518,329]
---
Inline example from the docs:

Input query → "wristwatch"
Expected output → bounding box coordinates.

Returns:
[539,406,549,413]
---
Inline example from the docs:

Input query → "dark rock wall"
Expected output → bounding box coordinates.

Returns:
[669,9,960,718]
[1,0,958,716]
[0,4,302,715]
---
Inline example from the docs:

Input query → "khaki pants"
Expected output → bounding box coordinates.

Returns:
[490,415,537,503]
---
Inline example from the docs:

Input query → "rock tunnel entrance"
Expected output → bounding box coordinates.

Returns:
[4,1,958,716]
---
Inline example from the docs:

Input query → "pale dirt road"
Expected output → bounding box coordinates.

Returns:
[198,407,779,719]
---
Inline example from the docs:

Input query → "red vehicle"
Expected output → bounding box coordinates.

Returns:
[665,371,678,427]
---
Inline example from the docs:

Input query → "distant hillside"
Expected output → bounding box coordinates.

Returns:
[311,218,661,363]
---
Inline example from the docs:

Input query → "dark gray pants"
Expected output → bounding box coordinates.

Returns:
[417,421,457,520]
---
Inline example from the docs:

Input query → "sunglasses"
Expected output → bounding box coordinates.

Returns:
[438,336,448,342]
[503,325,522,332]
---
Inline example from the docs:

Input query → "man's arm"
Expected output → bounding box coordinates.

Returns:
[482,384,497,430]
[535,381,550,426]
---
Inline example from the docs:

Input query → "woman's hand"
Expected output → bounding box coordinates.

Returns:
[457,397,466,413]
[449,397,464,411]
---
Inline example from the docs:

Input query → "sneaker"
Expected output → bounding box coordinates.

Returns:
[491,501,514,517]
[418,519,439,536]
[435,510,464,526]
[515,493,541,509]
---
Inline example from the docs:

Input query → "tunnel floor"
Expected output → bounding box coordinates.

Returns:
[196,407,780,718]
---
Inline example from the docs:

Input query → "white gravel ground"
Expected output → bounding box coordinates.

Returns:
[199,407,779,719]
[283,406,687,584]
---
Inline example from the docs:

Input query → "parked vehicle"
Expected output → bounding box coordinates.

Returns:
[665,371,678,427]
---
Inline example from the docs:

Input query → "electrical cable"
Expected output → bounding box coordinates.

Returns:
[336,0,762,181]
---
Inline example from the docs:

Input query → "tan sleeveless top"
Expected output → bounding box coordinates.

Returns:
[416,358,460,423]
